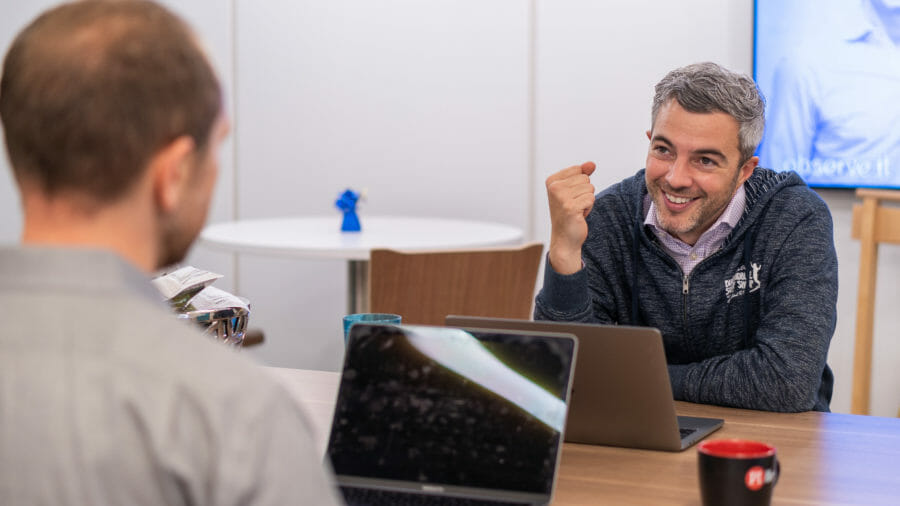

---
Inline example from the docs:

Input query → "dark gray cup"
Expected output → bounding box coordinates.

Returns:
[697,439,780,506]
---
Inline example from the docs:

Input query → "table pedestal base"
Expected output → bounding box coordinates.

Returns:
[347,260,369,314]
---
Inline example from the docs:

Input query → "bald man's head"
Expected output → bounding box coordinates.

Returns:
[0,0,222,205]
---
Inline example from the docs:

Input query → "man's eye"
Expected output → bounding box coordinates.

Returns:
[654,145,670,155]
[699,157,717,166]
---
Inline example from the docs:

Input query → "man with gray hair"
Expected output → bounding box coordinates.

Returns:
[0,1,341,504]
[537,62,837,413]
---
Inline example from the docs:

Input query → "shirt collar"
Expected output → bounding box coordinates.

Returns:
[846,2,893,44]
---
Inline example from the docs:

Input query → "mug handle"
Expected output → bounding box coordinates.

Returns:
[771,458,781,486]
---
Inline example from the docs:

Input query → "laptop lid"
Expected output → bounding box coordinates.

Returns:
[445,316,722,452]
[327,323,578,504]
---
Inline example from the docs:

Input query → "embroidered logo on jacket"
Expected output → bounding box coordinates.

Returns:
[725,262,761,302]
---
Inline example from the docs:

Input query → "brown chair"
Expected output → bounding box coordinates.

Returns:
[850,188,900,415]
[368,243,544,326]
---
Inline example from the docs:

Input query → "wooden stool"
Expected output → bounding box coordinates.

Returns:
[850,188,900,415]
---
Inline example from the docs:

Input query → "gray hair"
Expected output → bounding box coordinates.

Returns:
[651,62,765,164]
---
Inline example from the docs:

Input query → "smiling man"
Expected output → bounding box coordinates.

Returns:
[536,62,838,413]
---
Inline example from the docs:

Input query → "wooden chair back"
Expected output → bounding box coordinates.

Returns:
[368,243,544,326]
[850,188,900,414]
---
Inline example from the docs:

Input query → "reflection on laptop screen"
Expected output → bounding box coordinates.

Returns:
[327,324,575,497]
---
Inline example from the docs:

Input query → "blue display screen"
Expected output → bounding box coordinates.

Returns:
[754,0,900,189]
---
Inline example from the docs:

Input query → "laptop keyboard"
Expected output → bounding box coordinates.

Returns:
[679,427,698,439]
[340,486,533,506]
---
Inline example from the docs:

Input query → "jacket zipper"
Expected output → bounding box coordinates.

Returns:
[682,274,690,328]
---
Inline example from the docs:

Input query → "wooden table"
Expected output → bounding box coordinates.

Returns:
[200,216,523,313]
[265,367,900,505]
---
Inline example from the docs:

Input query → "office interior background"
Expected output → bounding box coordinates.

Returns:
[1,0,897,417]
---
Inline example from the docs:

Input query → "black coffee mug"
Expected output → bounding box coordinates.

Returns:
[697,439,780,506]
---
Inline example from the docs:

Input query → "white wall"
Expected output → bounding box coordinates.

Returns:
[230,0,531,371]
[1,0,897,417]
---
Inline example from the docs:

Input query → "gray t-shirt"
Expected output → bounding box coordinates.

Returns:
[0,246,342,505]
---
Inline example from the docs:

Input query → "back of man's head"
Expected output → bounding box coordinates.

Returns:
[0,0,222,204]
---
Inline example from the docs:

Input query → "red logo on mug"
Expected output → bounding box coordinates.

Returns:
[745,466,765,491]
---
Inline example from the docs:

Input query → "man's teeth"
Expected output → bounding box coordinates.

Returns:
[665,193,693,204]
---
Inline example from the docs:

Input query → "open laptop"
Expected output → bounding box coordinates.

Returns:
[445,316,723,452]
[327,323,578,505]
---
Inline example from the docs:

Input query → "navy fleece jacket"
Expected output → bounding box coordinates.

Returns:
[535,168,837,412]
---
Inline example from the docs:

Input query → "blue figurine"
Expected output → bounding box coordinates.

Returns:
[335,189,361,232]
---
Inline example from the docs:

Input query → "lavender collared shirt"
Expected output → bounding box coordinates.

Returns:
[643,185,746,276]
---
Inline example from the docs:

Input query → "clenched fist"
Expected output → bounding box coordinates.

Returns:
[546,161,596,274]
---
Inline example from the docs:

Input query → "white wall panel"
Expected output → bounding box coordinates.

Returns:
[233,0,530,369]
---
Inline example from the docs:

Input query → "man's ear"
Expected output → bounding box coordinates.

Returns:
[149,136,196,213]
[738,155,759,186]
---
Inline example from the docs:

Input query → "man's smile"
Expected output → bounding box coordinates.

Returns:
[662,191,700,211]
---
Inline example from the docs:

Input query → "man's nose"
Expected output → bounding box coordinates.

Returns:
[666,157,692,189]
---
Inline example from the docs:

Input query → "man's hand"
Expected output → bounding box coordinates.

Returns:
[546,161,596,275]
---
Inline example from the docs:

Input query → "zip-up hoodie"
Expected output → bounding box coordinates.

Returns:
[535,168,837,412]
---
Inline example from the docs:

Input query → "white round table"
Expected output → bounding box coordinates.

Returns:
[199,216,524,313]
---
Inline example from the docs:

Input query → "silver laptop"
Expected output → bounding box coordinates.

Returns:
[445,316,723,452]
[327,323,578,505]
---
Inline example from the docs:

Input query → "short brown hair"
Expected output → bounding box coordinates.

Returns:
[0,0,222,201]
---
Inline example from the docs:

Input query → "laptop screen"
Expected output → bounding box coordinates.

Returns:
[327,324,576,495]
